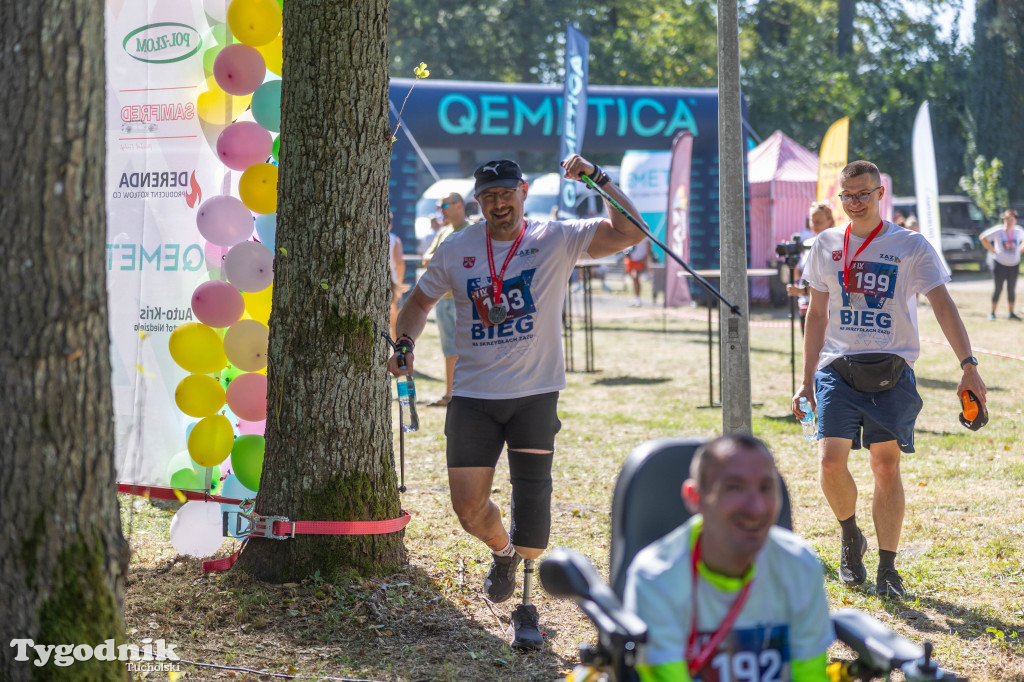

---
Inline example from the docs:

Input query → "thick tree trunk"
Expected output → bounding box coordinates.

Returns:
[236,0,405,582]
[0,1,130,680]
[837,0,855,57]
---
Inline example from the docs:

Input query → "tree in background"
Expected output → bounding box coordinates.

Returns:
[961,155,1011,220]
[236,0,405,582]
[0,1,130,680]
[969,0,1024,202]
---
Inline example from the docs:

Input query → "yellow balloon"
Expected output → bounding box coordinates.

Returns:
[196,76,252,125]
[175,374,227,418]
[242,284,273,324]
[168,323,228,374]
[256,32,283,76]
[227,0,283,47]
[224,319,270,372]
[239,163,278,214]
[188,414,235,467]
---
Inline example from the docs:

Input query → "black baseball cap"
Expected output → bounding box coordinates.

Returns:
[474,159,524,196]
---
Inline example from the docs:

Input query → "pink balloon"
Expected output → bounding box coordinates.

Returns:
[191,280,245,328]
[224,241,275,292]
[217,121,273,172]
[226,372,267,422]
[204,242,231,273]
[197,195,255,247]
[237,418,266,436]
[213,44,267,96]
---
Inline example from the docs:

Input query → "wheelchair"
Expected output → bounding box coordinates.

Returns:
[540,437,968,681]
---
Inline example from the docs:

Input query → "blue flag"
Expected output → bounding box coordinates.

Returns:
[558,26,589,218]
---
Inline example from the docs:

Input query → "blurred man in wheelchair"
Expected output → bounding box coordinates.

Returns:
[623,435,833,681]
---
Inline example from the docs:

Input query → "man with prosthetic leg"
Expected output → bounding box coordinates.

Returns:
[387,155,647,649]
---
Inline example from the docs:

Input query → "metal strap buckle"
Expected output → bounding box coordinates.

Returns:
[222,506,294,540]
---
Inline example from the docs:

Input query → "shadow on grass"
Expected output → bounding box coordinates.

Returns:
[820,560,1024,665]
[591,375,672,387]
[125,556,575,681]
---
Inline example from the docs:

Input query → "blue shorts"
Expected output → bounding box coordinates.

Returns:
[435,297,457,357]
[814,363,923,453]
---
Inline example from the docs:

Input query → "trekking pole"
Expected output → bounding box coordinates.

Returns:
[579,173,742,317]
[381,332,407,493]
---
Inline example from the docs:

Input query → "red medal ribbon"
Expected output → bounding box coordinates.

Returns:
[686,534,755,678]
[842,220,884,293]
[485,219,527,311]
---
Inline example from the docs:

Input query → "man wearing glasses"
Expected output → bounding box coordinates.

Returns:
[792,160,986,600]
[387,156,647,649]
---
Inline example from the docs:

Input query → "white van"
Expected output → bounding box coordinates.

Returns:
[413,178,480,243]
[523,168,619,222]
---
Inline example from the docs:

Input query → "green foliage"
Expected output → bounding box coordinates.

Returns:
[388,0,1018,198]
[969,0,1024,201]
[960,155,1011,220]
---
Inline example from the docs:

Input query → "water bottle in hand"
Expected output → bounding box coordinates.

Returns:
[798,396,816,442]
[396,353,419,433]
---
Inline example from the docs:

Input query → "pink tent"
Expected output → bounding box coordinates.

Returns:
[747,130,893,302]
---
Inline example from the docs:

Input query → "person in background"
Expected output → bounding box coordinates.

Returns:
[389,212,406,340]
[625,238,651,307]
[979,209,1024,321]
[421,192,474,406]
[893,209,907,228]
[786,202,836,333]
[624,435,833,681]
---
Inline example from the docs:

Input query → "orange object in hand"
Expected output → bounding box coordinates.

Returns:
[958,390,988,431]
[961,391,978,420]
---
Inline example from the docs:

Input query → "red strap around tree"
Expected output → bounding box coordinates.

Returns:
[118,483,411,574]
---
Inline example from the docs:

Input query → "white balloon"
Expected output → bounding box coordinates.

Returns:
[224,241,275,292]
[169,501,225,558]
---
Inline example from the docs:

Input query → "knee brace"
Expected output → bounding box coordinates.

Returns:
[507,450,554,550]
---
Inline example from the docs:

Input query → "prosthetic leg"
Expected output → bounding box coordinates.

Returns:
[511,559,544,650]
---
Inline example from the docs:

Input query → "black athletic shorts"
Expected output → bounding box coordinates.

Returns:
[444,392,561,468]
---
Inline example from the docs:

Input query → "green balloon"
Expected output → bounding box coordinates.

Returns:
[167,450,222,492]
[218,364,244,389]
[272,135,280,162]
[231,435,265,491]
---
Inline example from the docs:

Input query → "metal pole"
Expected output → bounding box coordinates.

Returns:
[718,0,752,434]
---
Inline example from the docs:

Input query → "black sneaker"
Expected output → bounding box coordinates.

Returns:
[484,553,521,603]
[1010,313,1022,321]
[876,566,905,600]
[511,603,544,651]
[839,529,868,587]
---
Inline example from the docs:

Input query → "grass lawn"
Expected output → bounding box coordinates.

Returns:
[121,270,1024,681]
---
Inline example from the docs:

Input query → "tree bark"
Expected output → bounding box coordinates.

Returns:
[837,0,855,56]
[236,0,405,582]
[0,1,130,680]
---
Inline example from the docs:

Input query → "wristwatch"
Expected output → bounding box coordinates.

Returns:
[960,355,979,369]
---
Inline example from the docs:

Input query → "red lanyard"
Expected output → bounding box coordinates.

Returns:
[686,534,754,677]
[485,220,527,307]
[842,220,884,293]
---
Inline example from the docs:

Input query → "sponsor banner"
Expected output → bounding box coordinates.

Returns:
[912,101,949,273]
[665,132,694,307]
[106,0,234,487]
[816,116,848,225]
[558,25,589,217]
[620,149,672,258]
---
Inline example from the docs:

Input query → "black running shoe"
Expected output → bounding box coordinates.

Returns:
[876,566,905,600]
[839,529,868,587]
[484,553,521,603]
[511,604,544,651]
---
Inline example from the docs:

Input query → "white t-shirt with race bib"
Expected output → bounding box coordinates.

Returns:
[416,218,599,399]
[979,224,1024,267]
[803,221,949,370]
[624,516,834,679]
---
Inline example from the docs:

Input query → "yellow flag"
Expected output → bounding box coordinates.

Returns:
[817,117,849,222]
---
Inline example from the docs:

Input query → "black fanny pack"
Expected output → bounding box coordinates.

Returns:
[829,353,907,392]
